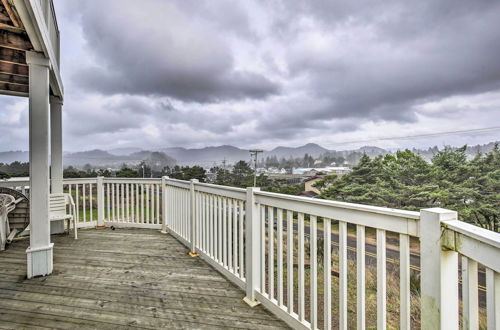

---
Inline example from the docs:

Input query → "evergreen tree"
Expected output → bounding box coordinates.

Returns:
[231,161,254,187]
[319,147,499,231]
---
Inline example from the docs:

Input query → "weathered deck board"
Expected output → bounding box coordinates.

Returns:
[0,228,289,329]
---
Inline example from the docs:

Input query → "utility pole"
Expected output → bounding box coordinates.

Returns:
[249,149,263,187]
[221,158,227,183]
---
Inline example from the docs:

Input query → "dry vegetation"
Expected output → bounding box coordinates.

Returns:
[262,222,487,329]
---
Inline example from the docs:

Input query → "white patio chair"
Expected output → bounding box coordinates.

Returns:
[0,194,16,250]
[50,193,78,239]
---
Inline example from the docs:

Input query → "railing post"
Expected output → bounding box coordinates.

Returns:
[244,187,261,307]
[161,176,169,234]
[96,176,105,228]
[189,179,199,257]
[420,208,459,330]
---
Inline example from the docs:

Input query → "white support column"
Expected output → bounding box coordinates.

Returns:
[50,96,64,234]
[161,176,168,234]
[420,208,459,330]
[243,187,261,307]
[96,176,105,228]
[26,51,53,278]
[188,179,199,256]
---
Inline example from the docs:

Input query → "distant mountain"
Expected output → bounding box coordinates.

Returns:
[63,149,176,168]
[162,145,249,166]
[129,151,176,169]
[160,143,331,166]
[0,141,497,168]
[266,143,328,159]
[64,150,118,167]
[0,151,28,163]
[108,147,143,156]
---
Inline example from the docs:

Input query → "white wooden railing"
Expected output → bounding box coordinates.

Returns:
[433,217,500,330]
[1,177,163,229]
[62,178,97,228]
[165,178,248,287]
[247,189,420,329]
[1,176,499,329]
[104,178,162,229]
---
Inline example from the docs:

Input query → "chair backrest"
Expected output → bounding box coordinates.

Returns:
[0,188,29,231]
[0,194,14,208]
[49,193,67,218]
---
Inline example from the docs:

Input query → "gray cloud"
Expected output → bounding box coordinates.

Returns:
[282,0,500,122]
[23,0,500,152]
[71,1,279,102]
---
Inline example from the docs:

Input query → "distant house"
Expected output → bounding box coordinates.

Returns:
[303,176,324,195]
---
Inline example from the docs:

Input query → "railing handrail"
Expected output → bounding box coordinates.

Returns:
[255,190,420,219]
[445,219,500,249]
[443,219,500,273]
[63,177,98,184]
[164,177,190,189]
[255,190,420,236]
[195,181,246,194]
[194,181,247,201]
[103,177,162,184]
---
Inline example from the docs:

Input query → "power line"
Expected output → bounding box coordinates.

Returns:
[324,126,500,147]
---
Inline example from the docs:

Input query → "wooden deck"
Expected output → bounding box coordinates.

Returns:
[0,228,289,329]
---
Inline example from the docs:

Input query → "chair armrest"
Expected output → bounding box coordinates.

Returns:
[63,193,76,207]
[63,193,77,221]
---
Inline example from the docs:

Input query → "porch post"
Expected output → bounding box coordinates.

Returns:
[26,51,53,278]
[243,187,261,307]
[161,176,168,234]
[96,176,105,228]
[188,179,199,257]
[420,208,459,330]
[50,96,64,234]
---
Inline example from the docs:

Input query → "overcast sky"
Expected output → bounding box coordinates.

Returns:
[1,0,499,152]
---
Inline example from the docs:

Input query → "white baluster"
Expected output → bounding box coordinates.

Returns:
[376,229,387,329]
[298,212,305,321]
[357,225,366,330]
[287,210,294,314]
[339,221,347,330]
[268,206,274,300]
[324,218,332,330]
[400,233,410,330]
[310,215,318,330]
